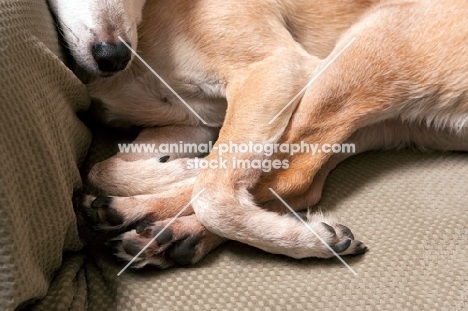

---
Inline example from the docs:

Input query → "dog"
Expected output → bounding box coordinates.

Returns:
[49,0,468,268]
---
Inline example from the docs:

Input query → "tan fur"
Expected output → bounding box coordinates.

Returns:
[51,0,468,266]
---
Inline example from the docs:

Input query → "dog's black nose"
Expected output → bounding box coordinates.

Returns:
[92,42,131,73]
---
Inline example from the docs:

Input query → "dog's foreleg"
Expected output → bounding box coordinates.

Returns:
[192,1,468,259]
[83,125,226,267]
[190,50,366,258]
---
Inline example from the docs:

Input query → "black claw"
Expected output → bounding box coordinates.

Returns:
[159,155,170,163]
[135,220,153,235]
[90,197,125,226]
[167,235,200,266]
[351,241,368,256]
[152,227,174,245]
[91,196,113,209]
[122,239,146,258]
[135,223,147,235]
[336,224,354,240]
[321,222,337,237]
[331,238,352,253]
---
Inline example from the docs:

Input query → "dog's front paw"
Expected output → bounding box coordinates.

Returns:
[288,214,367,258]
[319,222,367,256]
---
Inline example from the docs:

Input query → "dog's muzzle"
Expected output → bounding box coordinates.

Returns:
[92,42,132,74]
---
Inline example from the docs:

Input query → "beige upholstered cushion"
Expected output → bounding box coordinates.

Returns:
[0,0,91,309]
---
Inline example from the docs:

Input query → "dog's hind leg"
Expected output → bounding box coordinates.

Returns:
[260,120,468,212]
[87,125,218,196]
[110,214,226,268]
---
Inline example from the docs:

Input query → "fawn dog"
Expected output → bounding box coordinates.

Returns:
[49,0,468,268]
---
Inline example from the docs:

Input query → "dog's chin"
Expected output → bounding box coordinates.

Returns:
[98,71,119,78]
[80,63,129,78]
[90,63,130,78]
[73,57,130,78]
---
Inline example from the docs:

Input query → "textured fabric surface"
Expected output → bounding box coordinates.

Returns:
[0,0,91,310]
[1,1,467,310]
[79,149,468,311]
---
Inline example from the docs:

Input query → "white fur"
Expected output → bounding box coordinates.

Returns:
[48,0,146,75]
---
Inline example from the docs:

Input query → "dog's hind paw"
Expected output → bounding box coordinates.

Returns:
[75,195,127,233]
[110,215,225,269]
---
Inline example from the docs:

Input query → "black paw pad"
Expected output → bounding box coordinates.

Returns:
[167,235,200,266]
[122,239,146,258]
[152,227,174,245]
[351,241,368,256]
[336,224,354,240]
[331,238,351,253]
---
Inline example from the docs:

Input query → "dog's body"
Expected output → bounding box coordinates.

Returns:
[50,0,468,268]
